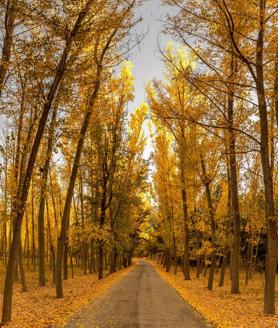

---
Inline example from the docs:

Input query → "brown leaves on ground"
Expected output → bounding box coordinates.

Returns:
[1,266,134,328]
[152,262,278,328]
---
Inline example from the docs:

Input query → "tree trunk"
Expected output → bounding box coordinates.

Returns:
[31,182,36,272]
[179,143,191,280]
[98,241,104,279]
[18,243,27,292]
[174,256,178,275]
[0,0,16,97]
[227,63,241,294]
[98,177,107,280]
[69,251,74,278]
[181,187,190,279]
[255,1,278,314]
[51,246,56,284]
[219,249,228,287]
[110,246,118,274]
[200,155,217,290]
[165,248,171,272]
[38,106,57,286]
[274,43,278,128]
[63,244,68,280]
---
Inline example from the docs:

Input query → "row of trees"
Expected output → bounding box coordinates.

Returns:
[0,0,149,324]
[149,0,277,315]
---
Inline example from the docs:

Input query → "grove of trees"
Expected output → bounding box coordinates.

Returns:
[148,0,277,315]
[0,0,277,325]
[0,0,151,324]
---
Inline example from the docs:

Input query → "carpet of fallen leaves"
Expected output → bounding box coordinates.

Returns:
[0,266,134,328]
[152,261,278,328]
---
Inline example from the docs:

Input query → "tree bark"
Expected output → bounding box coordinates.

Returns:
[38,106,57,286]
[227,56,241,294]
[18,243,27,292]
[0,0,16,97]
[179,143,190,280]
[219,249,228,287]
[98,192,106,279]
[200,155,217,290]
[255,0,277,314]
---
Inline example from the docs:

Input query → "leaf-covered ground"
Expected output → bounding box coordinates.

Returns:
[152,262,278,328]
[0,266,134,328]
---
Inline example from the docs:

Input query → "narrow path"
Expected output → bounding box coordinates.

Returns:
[65,262,210,328]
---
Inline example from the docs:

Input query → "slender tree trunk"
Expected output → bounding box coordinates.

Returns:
[51,246,56,284]
[174,256,178,275]
[181,183,190,279]
[38,107,57,286]
[252,242,259,275]
[245,240,254,285]
[98,163,109,279]
[178,139,191,280]
[25,211,30,270]
[227,58,241,294]
[18,243,27,292]
[274,43,278,128]
[63,244,68,280]
[196,256,201,278]
[165,248,171,272]
[219,251,227,287]
[255,1,278,314]
[92,246,97,273]
[31,181,36,272]
[0,0,16,97]
[3,140,8,267]
[110,246,118,274]
[69,250,74,278]
[200,155,217,290]
[79,171,88,275]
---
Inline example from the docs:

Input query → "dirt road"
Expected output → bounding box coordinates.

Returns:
[65,262,210,328]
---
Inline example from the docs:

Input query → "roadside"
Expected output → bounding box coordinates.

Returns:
[2,266,134,328]
[151,261,278,328]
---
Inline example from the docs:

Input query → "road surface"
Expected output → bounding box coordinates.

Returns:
[65,262,210,328]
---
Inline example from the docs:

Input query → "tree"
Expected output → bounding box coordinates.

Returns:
[163,0,277,312]
[1,0,96,322]
[55,0,139,298]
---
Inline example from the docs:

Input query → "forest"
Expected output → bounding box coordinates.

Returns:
[0,0,277,327]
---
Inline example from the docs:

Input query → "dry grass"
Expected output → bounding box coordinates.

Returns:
[0,265,134,328]
[152,261,278,328]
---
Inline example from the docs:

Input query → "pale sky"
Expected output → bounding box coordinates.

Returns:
[130,0,174,109]
[127,0,177,159]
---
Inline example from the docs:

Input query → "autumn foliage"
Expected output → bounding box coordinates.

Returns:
[0,0,277,326]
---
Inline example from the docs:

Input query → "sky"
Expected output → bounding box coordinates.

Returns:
[129,0,174,109]
[126,0,176,159]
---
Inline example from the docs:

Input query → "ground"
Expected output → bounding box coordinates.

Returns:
[65,261,209,328]
[1,266,133,328]
[152,261,278,328]
[1,261,277,327]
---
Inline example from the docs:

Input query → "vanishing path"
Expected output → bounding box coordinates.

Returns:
[66,262,210,328]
